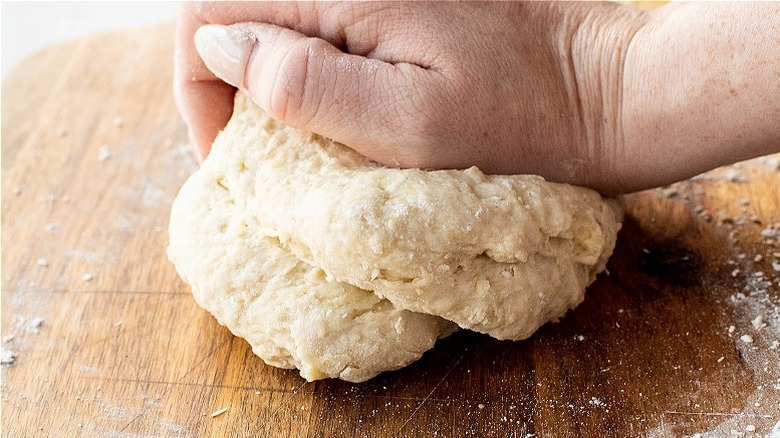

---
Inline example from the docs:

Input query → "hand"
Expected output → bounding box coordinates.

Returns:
[175,2,780,194]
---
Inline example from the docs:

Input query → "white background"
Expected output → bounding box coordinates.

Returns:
[1,2,179,77]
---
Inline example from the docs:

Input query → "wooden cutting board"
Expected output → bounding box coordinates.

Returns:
[2,24,779,438]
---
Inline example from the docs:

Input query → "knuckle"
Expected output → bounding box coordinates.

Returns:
[267,38,328,125]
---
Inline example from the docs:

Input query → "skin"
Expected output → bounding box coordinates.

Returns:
[174,1,780,195]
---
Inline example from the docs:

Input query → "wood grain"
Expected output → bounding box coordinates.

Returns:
[2,24,779,438]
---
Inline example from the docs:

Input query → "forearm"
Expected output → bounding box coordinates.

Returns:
[621,2,780,190]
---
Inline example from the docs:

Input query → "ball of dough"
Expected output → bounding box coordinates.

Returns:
[168,92,622,381]
[167,126,456,383]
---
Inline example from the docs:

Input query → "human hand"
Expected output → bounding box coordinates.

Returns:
[175,2,780,194]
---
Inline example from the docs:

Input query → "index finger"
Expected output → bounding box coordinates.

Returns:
[174,1,381,158]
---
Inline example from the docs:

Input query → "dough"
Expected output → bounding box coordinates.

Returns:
[167,142,456,382]
[168,92,622,380]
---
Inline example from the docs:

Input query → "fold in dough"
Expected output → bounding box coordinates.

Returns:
[168,92,622,381]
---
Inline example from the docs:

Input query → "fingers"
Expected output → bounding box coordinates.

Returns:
[175,2,326,159]
[174,3,236,159]
[192,22,435,164]
[174,2,399,159]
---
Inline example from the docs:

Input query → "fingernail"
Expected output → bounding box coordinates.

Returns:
[194,24,252,88]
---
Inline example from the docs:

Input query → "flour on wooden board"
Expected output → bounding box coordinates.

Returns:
[646,157,780,437]
[1,347,18,365]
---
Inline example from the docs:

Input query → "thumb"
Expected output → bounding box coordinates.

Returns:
[193,22,432,164]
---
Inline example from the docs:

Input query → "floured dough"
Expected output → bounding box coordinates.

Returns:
[168,92,622,380]
[168,140,456,382]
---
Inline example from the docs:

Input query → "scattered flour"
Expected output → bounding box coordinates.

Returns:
[1,347,17,365]
[722,167,749,183]
[98,146,113,162]
[74,364,101,374]
[13,315,44,334]
[589,397,606,408]
[646,157,780,438]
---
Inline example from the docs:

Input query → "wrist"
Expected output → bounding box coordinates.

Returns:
[621,2,780,190]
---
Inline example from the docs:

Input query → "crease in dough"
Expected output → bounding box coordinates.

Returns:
[225,92,623,339]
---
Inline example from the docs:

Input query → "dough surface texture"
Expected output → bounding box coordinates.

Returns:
[168,92,623,381]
